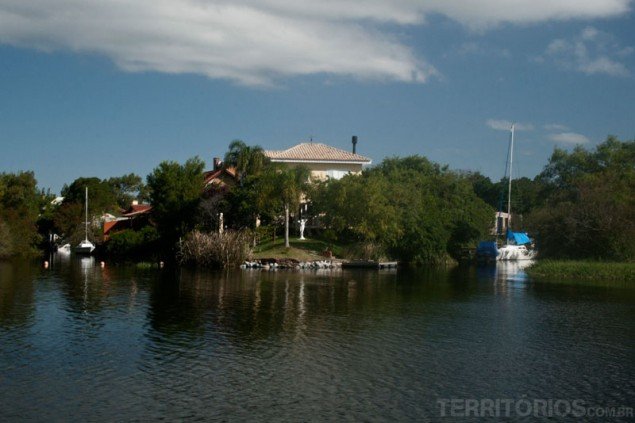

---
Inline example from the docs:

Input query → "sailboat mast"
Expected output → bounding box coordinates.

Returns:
[85,186,88,242]
[507,124,514,229]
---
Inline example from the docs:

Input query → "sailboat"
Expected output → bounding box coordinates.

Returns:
[75,187,96,254]
[477,124,536,262]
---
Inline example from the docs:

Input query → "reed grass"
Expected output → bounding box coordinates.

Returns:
[526,260,635,285]
[178,230,253,268]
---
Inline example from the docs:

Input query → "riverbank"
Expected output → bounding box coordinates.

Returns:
[253,237,342,261]
[526,260,635,286]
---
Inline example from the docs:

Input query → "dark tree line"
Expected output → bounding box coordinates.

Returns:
[527,137,634,261]
[311,156,493,264]
[1,136,632,263]
[466,136,634,261]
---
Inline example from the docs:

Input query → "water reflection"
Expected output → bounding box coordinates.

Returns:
[0,260,39,328]
[0,260,632,421]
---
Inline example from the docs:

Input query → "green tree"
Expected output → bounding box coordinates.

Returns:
[0,171,42,256]
[277,166,310,248]
[107,173,148,208]
[52,177,119,243]
[312,156,492,264]
[528,137,635,260]
[465,171,500,209]
[223,139,268,183]
[147,157,205,256]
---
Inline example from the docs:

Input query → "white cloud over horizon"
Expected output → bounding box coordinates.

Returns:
[548,132,591,144]
[543,26,632,76]
[544,123,570,131]
[0,0,631,85]
[486,119,534,131]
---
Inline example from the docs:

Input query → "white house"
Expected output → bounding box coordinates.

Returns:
[264,138,372,181]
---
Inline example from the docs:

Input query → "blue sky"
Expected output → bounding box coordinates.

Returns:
[0,0,634,194]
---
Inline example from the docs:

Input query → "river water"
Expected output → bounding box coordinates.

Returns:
[0,257,633,421]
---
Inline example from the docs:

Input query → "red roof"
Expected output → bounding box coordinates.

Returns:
[203,167,238,185]
[122,204,152,217]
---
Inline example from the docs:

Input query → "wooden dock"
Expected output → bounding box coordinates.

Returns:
[342,260,398,269]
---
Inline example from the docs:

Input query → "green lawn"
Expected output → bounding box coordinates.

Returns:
[253,237,342,261]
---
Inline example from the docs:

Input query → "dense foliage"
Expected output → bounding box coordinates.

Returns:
[311,156,493,264]
[105,226,160,260]
[527,137,634,261]
[466,172,541,218]
[3,135,632,265]
[39,174,148,246]
[220,141,310,248]
[0,172,43,257]
[147,157,206,255]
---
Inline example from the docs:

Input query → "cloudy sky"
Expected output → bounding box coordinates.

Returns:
[1,0,633,193]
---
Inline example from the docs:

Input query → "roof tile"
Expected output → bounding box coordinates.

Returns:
[265,143,371,163]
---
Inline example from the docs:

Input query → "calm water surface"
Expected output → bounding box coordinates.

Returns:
[0,257,633,421]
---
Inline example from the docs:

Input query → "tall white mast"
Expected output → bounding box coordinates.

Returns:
[85,186,89,242]
[507,124,514,229]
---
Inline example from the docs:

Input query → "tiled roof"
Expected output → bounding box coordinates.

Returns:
[203,167,238,185]
[122,204,152,217]
[265,143,371,163]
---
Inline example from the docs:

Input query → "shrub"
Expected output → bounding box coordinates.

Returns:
[105,226,160,259]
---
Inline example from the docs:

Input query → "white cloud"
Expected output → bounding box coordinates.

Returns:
[486,119,534,131]
[544,123,569,131]
[0,1,631,85]
[543,26,631,77]
[548,132,591,144]
[418,0,630,29]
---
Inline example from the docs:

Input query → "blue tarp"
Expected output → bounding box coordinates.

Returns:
[507,229,531,245]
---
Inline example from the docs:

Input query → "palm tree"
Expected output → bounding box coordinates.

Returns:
[224,140,268,184]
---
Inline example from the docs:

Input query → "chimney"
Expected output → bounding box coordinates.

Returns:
[213,157,222,170]
[352,135,358,154]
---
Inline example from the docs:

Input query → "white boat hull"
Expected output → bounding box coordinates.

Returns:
[75,240,95,255]
[497,244,536,261]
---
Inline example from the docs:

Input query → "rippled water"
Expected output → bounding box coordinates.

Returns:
[1,257,633,421]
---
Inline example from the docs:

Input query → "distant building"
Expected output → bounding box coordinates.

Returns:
[264,138,372,181]
[203,159,238,192]
[103,202,153,240]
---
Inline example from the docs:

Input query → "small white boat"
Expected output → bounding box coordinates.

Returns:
[75,187,96,255]
[75,240,95,255]
[476,124,536,262]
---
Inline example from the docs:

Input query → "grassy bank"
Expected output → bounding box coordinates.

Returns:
[526,260,635,286]
[253,237,343,261]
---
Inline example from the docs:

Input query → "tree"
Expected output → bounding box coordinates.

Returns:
[147,157,205,256]
[61,177,119,214]
[527,137,635,261]
[0,171,42,256]
[51,177,119,243]
[276,166,310,248]
[223,140,268,183]
[465,172,500,209]
[107,173,148,208]
[311,156,493,264]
